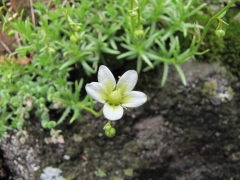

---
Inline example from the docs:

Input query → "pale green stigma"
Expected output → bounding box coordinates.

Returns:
[108,90,122,105]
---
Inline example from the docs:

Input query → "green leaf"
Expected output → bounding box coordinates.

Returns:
[161,63,169,87]
[175,65,187,86]
[186,3,206,18]
[57,107,71,125]
[195,49,209,56]
[69,107,80,123]
[117,51,136,59]
[74,79,84,100]
[81,61,95,75]
[136,56,142,73]
[102,47,120,54]
[46,121,57,129]
[59,59,77,70]
[109,38,118,50]
[140,54,153,68]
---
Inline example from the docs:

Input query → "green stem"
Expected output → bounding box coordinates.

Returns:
[42,29,49,48]
[177,0,237,64]
[103,120,112,130]
[194,0,237,52]
[134,0,141,28]
[61,8,74,34]
[130,0,136,43]
[77,103,102,117]
[130,0,134,32]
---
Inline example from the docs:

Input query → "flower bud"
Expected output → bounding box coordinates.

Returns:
[105,127,116,138]
[70,33,81,43]
[70,23,81,31]
[140,18,145,24]
[104,125,111,131]
[74,25,81,31]
[215,29,225,37]
[48,47,56,55]
[134,29,144,39]
[8,30,15,37]
[128,11,138,17]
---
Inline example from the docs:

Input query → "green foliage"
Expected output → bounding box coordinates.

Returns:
[186,6,225,63]
[118,0,207,86]
[0,0,102,136]
[0,0,238,138]
[187,5,240,77]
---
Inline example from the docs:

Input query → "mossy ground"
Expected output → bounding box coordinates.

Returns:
[184,4,240,78]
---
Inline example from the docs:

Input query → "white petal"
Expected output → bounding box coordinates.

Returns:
[98,65,116,93]
[103,103,124,121]
[117,70,138,94]
[122,91,147,108]
[85,82,107,103]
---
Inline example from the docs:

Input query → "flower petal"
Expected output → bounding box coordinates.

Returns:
[85,82,107,103]
[98,65,116,93]
[122,91,147,108]
[117,70,138,94]
[103,103,124,121]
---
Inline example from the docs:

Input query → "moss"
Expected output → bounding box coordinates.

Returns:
[183,5,240,78]
[201,80,217,97]
[221,8,240,77]
[185,7,225,63]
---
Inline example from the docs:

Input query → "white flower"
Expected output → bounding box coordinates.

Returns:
[85,65,147,120]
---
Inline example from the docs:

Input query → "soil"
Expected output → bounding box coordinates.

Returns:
[1,60,240,180]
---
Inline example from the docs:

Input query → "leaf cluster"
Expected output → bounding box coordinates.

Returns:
[0,0,208,137]
[118,0,207,86]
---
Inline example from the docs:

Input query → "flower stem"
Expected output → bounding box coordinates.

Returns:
[134,0,141,29]
[61,8,74,34]
[178,0,237,64]
[130,0,134,33]
[77,103,102,117]
[194,0,237,52]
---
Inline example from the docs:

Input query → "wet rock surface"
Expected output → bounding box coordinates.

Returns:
[1,60,240,180]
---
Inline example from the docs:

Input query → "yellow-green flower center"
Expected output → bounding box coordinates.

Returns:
[108,90,122,105]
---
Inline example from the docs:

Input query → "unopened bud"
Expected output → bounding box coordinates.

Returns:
[48,47,56,55]
[70,33,81,43]
[70,23,81,31]
[8,30,15,37]
[140,18,145,24]
[128,11,138,17]
[215,29,225,37]
[134,29,144,39]
[105,127,116,138]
